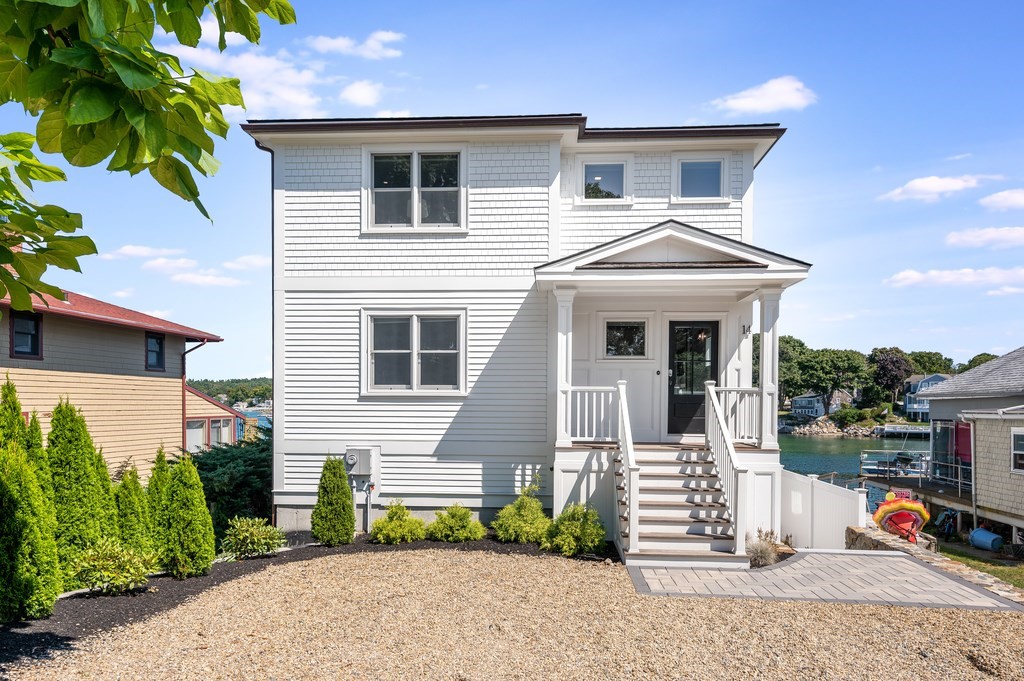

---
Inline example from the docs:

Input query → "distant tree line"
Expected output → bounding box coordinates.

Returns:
[187,378,272,407]
[754,336,998,411]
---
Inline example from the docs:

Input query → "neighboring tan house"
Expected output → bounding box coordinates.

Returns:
[1,290,224,476]
[185,385,246,453]
[919,346,1024,545]
[244,113,869,565]
[902,373,950,422]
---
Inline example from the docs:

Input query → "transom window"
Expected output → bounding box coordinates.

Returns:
[584,163,625,199]
[371,151,462,228]
[367,312,464,393]
[10,312,41,359]
[671,153,728,202]
[1013,428,1024,473]
[146,333,165,371]
[605,321,647,358]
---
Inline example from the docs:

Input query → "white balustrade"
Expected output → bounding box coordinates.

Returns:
[568,386,619,441]
[705,381,748,555]
[715,387,761,445]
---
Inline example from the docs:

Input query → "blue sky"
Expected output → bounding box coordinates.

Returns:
[3,1,1023,377]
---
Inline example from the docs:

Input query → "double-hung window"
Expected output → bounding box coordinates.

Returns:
[671,152,729,202]
[10,312,42,359]
[368,148,466,230]
[1013,428,1024,474]
[365,311,465,394]
[146,332,165,371]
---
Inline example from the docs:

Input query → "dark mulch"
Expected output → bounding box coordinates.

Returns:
[0,535,607,673]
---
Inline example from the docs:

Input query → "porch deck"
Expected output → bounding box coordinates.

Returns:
[862,476,973,513]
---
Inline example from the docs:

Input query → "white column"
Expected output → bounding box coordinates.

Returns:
[758,288,782,450]
[554,288,576,447]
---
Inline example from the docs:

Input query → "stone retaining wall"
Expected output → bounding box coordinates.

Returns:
[846,525,1024,606]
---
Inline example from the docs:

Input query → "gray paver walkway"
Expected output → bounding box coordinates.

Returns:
[629,551,1024,610]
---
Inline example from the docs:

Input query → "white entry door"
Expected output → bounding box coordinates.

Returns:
[590,316,660,442]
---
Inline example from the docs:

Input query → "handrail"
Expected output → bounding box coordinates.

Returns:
[616,380,640,554]
[705,381,748,555]
[567,386,618,441]
[714,387,762,445]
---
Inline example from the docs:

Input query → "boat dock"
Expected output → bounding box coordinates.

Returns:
[877,424,931,439]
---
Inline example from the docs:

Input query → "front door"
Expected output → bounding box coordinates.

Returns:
[667,321,719,435]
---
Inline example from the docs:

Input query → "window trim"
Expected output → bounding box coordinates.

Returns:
[574,154,634,206]
[145,332,166,372]
[597,312,654,361]
[361,143,469,234]
[360,308,468,396]
[670,151,730,204]
[1012,427,1024,475]
[185,416,236,452]
[9,311,43,360]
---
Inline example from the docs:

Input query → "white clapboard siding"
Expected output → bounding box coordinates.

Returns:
[558,151,747,256]
[281,289,548,442]
[278,143,552,277]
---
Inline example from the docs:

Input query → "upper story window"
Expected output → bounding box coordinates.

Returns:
[10,311,42,359]
[671,152,729,203]
[363,310,466,395]
[146,332,165,371]
[365,146,468,232]
[1013,428,1024,473]
[575,155,632,205]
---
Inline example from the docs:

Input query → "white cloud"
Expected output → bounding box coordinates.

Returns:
[819,313,856,322]
[987,286,1024,296]
[878,175,1001,202]
[945,226,1024,249]
[306,31,405,59]
[99,244,185,260]
[171,271,244,287]
[142,257,198,274]
[112,288,133,298]
[340,80,383,107]
[980,188,1024,211]
[142,309,172,319]
[375,109,410,118]
[711,76,817,115]
[884,266,1024,287]
[223,254,271,270]
[945,153,972,161]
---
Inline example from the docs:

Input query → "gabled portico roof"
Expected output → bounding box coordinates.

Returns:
[535,220,811,290]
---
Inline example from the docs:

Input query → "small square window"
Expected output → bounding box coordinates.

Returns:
[605,321,646,358]
[146,333,165,371]
[584,163,625,199]
[1013,430,1024,473]
[679,160,723,198]
[10,312,41,359]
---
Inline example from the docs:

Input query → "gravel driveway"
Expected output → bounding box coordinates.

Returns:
[6,549,1024,680]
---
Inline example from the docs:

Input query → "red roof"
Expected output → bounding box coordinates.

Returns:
[1,290,222,342]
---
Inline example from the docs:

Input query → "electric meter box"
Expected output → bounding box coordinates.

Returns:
[344,447,372,476]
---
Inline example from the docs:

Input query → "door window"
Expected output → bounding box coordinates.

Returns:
[672,325,713,395]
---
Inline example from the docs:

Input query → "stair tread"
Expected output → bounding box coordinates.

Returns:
[637,530,734,539]
[641,472,720,479]
[638,516,731,524]
[620,484,723,491]
[620,499,727,508]
[630,548,741,558]
[633,457,713,464]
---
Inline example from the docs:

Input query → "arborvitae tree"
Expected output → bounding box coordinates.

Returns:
[91,447,120,540]
[310,458,355,546]
[147,448,172,557]
[25,413,51,502]
[115,468,152,555]
[0,378,27,448]
[48,399,105,582]
[0,442,61,623]
[163,457,216,579]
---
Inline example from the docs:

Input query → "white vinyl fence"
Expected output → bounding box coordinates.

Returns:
[780,470,868,549]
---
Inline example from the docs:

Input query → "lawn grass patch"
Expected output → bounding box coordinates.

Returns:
[940,546,1024,589]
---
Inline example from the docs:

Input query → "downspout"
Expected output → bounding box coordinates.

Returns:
[959,414,978,530]
[181,340,209,450]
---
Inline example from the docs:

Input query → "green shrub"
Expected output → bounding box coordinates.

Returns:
[115,467,152,555]
[310,457,355,546]
[25,412,52,501]
[221,516,284,559]
[491,480,550,544]
[193,425,273,545]
[74,537,157,595]
[147,448,172,555]
[0,442,61,622]
[0,378,27,447]
[163,457,216,579]
[370,499,426,544]
[831,405,861,428]
[92,448,119,540]
[541,503,606,557]
[48,399,107,584]
[426,504,486,543]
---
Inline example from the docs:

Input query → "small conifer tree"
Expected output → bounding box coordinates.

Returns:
[310,458,355,546]
[91,447,120,540]
[0,378,27,447]
[163,457,216,579]
[25,413,52,502]
[147,448,172,557]
[115,467,153,555]
[48,399,104,582]
[0,442,61,623]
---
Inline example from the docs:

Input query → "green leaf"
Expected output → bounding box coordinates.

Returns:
[263,0,296,25]
[168,9,202,47]
[0,132,35,150]
[61,121,120,166]
[65,83,118,125]
[36,105,66,153]
[221,0,260,43]
[27,61,70,98]
[85,0,107,36]
[191,70,243,107]
[107,54,161,90]
[0,50,30,103]
[16,157,67,183]
[32,0,80,7]
[49,43,104,72]
[149,154,198,200]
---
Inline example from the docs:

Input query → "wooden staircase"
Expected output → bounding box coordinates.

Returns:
[616,446,748,568]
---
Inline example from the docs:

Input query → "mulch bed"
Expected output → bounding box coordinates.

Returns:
[0,535,603,672]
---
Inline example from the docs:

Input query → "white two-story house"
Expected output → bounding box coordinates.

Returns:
[244,114,838,566]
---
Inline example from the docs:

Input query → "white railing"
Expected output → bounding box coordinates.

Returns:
[614,380,640,554]
[705,381,747,555]
[716,387,761,445]
[568,386,619,441]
